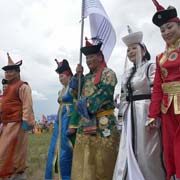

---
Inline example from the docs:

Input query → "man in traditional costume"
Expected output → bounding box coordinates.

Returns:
[0,53,35,180]
[147,0,180,179]
[70,38,119,180]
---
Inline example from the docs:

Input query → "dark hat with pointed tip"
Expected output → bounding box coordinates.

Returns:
[81,37,102,56]
[2,53,22,71]
[55,59,73,76]
[152,0,180,27]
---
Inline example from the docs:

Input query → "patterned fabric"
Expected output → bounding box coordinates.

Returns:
[71,131,119,180]
[71,67,119,180]
[77,67,117,135]
[82,68,116,113]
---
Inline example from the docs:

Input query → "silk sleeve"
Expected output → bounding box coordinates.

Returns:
[19,84,35,126]
[148,57,163,118]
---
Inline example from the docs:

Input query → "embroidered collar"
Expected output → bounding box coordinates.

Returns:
[167,38,180,52]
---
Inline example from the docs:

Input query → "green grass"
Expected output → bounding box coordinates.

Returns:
[27,132,52,180]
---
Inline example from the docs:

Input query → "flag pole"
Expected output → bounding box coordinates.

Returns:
[78,0,85,98]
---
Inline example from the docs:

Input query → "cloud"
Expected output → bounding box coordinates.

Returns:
[32,90,47,101]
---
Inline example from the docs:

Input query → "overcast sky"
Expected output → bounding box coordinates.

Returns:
[0,0,179,121]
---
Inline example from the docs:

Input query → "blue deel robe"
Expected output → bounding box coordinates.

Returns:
[45,86,74,180]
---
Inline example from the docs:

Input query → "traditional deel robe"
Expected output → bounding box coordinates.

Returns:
[113,61,166,180]
[148,39,180,180]
[0,80,35,178]
[45,84,78,180]
[0,95,3,134]
[71,67,119,180]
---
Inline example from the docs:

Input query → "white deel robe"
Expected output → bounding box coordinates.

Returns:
[113,62,166,180]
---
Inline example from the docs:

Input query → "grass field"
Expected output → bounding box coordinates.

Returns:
[27,132,55,180]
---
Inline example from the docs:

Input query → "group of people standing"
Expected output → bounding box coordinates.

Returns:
[0,0,180,180]
[115,1,180,180]
[45,37,120,180]
[116,1,180,179]
[44,1,180,180]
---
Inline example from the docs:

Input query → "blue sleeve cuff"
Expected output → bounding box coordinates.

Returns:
[22,120,34,131]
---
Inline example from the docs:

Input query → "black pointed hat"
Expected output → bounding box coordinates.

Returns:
[55,59,73,76]
[152,0,180,27]
[81,37,102,56]
[2,53,22,71]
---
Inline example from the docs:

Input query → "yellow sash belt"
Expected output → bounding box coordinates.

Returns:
[162,81,180,95]
[96,109,114,118]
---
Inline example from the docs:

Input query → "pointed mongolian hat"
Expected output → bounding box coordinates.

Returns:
[55,59,73,76]
[80,37,102,56]
[2,53,22,71]
[152,0,180,27]
[122,25,143,47]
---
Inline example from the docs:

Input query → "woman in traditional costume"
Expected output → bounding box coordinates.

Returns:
[113,26,166,180]
[147,1,180,179]
[45,59,78,180]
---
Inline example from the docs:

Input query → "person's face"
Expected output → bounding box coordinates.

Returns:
[86,53,101,72]
[5,69,19,82]
[127,44,144,63]
[59,73,70,86]
[160,22,180,45]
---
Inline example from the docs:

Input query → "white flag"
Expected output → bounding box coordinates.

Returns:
[83,0,116,62]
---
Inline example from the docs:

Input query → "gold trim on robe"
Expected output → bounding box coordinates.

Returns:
[161,81,180,114]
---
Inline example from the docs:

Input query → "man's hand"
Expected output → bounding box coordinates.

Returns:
[76,98,90,120]
[76,64,84,75]
[114,94,120,102]
[68,128,76,134]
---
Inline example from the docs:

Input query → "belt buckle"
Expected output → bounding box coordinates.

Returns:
[99,116,109,130]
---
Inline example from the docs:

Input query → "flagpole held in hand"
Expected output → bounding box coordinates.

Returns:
[78,0,85,99]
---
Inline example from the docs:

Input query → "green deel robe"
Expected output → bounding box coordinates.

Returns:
[71,67,119,180]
